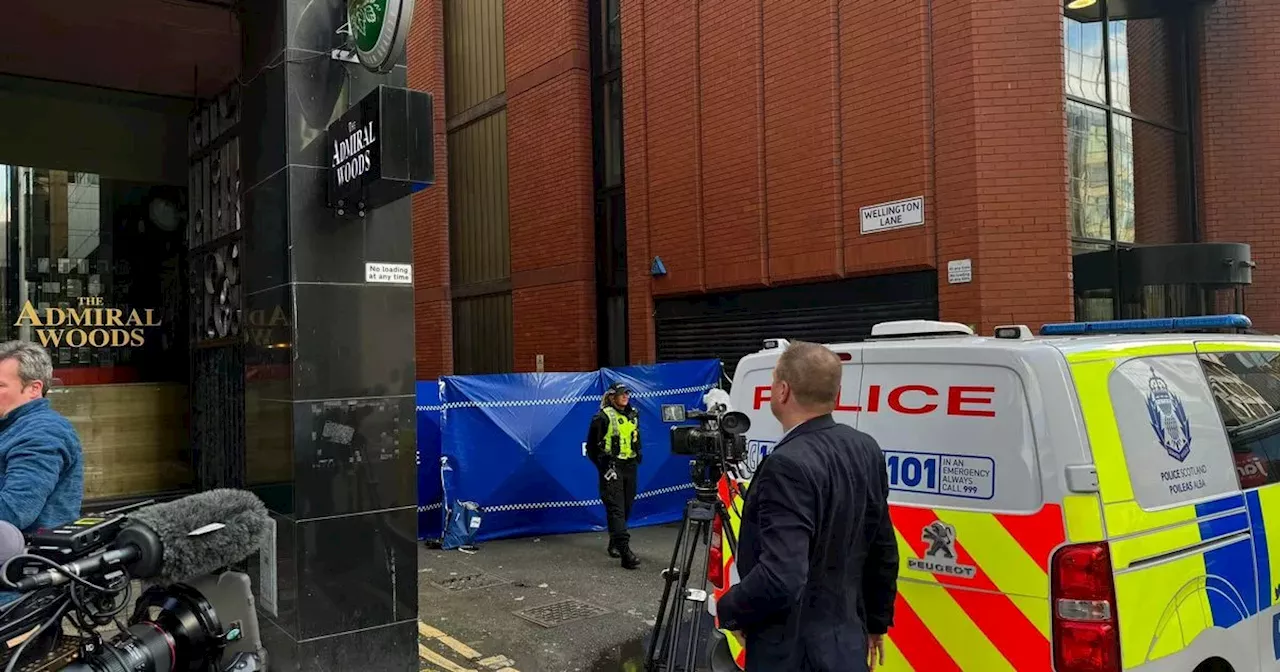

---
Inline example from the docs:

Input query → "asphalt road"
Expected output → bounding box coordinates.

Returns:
[416,523,714,672]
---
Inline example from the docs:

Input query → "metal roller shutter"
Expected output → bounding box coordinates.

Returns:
[655,271,939,379]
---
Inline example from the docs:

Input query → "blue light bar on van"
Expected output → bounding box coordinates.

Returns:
[1040,314,1252,336]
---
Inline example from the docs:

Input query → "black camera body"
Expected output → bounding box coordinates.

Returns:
[670,411,750,463]
[0,514,265,672]
[670,407,752,492]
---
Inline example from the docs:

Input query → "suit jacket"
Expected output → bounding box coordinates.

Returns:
[717,414,898,672]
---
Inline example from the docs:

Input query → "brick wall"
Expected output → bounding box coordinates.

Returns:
[932,0,1071,332]
[1198,0,1280,332]
[506,0,597,372]
[408,0,452,379]
[624,0,1071,360]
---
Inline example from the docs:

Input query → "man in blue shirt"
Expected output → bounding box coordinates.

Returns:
[0,341,84,534]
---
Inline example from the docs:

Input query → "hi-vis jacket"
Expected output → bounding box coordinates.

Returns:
[706,317,1280,672]
[586,403,642,466]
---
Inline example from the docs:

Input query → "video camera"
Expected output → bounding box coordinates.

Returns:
[0,489,270,672]
[668,389,751,492]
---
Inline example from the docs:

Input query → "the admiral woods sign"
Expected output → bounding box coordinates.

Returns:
[328,85,434,215]
[333,116,378,192]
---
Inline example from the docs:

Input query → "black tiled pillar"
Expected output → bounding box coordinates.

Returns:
[238,1,418,670]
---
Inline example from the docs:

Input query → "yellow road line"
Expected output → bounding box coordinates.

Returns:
[438,634,482,660]
[419,621,520,672]
[419,643,475,672]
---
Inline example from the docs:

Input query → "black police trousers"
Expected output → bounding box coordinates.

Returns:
[598,459,638,545]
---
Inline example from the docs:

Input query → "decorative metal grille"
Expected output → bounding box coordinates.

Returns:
[191,345,246,490]
[188,81,246,490]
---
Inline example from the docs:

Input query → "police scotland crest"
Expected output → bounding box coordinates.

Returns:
[1145,367,1192,462]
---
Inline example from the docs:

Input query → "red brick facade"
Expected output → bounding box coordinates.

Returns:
[410,0,1280,377]
[506,42,597,375]
[1198,0,1280,332]
[623,0,1072,361]
[407,1,452,379]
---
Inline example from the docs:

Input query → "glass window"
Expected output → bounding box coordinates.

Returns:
[1064,8,1106,105]
[0,163,192,502]
[1067,102,1111,240]
[602,77,624,189]
[1,166,186,382]
[1064,0,1194,320]
[1109,14,1184,127]
[603,0,621,73]
[1112,116,1187,244]
[1198,351,1280,489]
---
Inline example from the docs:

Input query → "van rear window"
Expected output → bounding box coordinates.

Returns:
[1198,351,1280,490]
[855,364,1042,512]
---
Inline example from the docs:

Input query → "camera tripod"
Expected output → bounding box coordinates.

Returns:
[644,480,741,672]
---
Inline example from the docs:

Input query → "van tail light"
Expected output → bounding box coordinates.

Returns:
[1051,542,1121,672]
[708,515,725,590]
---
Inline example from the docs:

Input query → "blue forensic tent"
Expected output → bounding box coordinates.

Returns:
[415,360,721,542]
[416,380,444,540]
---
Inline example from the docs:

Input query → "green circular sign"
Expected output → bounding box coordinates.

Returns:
[348,0,415,73]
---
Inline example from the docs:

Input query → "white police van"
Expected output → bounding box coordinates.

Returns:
[709,315,1280,672]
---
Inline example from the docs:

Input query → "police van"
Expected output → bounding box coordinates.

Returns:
[707,315,1280,672]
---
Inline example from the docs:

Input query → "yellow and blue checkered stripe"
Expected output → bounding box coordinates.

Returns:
[1195,493,1259,626]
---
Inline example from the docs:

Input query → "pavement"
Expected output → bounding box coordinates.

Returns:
[415,523,713,672]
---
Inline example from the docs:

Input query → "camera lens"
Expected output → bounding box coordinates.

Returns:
[71,624,174,672]
[75,585,222,672]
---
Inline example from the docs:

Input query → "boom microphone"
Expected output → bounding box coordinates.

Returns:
[127,488,270,584]
[14,489,270,590]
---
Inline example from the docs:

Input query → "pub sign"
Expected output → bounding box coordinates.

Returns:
[327,85,435,214]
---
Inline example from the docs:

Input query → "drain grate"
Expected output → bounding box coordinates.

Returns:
[431,572,509,592]
[514,598,610,628]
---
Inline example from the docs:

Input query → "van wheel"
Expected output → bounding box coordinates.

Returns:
[1193,658,1233,672]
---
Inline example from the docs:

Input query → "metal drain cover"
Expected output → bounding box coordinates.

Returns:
[431,572,509,592]
[514,599,610,628]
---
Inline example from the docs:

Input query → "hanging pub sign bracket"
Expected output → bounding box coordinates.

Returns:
[327,85,435,218]
[345,0,416,74]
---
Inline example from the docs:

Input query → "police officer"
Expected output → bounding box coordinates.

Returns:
[586,383,642,570]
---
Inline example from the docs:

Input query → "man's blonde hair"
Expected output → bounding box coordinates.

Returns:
[774,341,841,409]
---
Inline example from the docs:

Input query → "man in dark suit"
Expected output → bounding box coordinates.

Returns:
[717,341,899,672]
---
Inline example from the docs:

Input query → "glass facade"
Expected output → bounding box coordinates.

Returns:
[0,164,192,500]
[0,167,187,377]
[1064,0,1197,320]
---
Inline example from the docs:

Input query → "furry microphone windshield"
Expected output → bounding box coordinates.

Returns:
[128,488,271,584]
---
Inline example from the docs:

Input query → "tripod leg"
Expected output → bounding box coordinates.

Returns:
[645,501,696,669]
[659,498,720,672]
[682,521,714,672]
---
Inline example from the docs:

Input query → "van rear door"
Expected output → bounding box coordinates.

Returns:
[1073,347,1259,671]
[856,345,1062,672]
